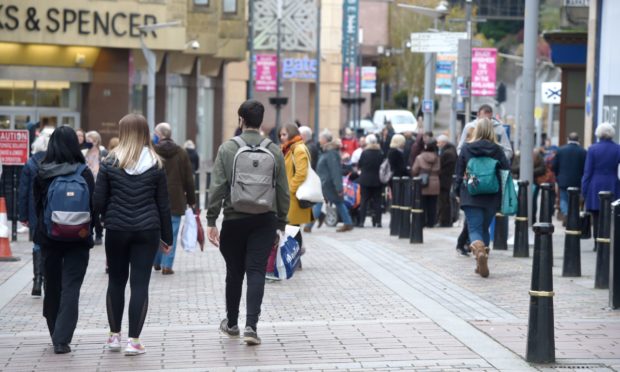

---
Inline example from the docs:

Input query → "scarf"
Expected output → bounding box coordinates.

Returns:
[281,135,303,156]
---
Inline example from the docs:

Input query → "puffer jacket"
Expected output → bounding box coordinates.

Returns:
[411,151,440,196]
[18,151,45,236]
[154,139,196,216]
[93,149,173,245]
[317,140,344,203]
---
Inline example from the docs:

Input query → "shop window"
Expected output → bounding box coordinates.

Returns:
[0,80,35,107]
[37,81,71,108]
[194,0,209,6]
[223,0,237,14]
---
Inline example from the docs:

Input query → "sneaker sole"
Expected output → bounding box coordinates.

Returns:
[124,350,146,356]
[243,336,261,345]
[220,329,240,338]
[106,345,121,352]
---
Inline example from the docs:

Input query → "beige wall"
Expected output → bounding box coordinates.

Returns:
[359,0,389,55]
[223,60,249,140]
[320,0,344,137]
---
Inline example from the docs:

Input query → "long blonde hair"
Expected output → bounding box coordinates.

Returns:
[110,114,162,169]
[470,118,497,143]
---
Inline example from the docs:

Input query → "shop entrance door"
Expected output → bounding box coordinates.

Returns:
[0,109,36,130]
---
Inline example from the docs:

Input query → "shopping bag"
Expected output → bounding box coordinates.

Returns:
[273,226,301,280]
[195,209,205,252]
[343,176,361,209]
[500,169,518,216]
[181,208,198,252]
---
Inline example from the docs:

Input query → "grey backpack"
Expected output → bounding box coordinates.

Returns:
[230,136,277,214]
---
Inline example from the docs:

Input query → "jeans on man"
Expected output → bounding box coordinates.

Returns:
[463,206,496,246]
[154,215,181,269]
[559,188,569,216]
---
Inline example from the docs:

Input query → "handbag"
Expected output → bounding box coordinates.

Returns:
[273,226,302,280]
[295,151,323,208]
[419,172,430,187]
[500,169,517,216]
[580,211,592,239]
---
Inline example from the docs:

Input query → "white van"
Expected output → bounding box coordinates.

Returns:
[372,110,417,133]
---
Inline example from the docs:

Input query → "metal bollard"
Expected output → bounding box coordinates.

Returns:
[610,199,620,309]
[514,180,530,258]
[526,222,556,364]
[410,177,424,244]
[390,177,402,236]
[595,191,613,289]
[539,183,554,223]
[562,187,582,277]
[204,171,211,210]
[399,177,412,239]
[493,213,508,250]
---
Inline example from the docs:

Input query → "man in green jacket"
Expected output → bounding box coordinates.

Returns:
[206,99,289,346]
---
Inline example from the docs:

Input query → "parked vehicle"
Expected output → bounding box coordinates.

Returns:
[348,119,382,135]
[372,110,417,134]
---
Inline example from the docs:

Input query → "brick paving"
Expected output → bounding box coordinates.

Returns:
[0,214,618,371]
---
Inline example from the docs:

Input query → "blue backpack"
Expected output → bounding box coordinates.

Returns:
[43,164,92,242]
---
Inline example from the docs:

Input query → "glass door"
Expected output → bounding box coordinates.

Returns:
[0,110,35,129]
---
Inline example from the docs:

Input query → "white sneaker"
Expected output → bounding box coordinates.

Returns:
[105,332,121,352]
[124,338,146,356]
[17,224,28,234]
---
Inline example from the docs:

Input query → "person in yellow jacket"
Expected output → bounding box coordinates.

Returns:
[279,123,313,249]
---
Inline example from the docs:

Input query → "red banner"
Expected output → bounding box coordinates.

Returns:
[0,130,29,165]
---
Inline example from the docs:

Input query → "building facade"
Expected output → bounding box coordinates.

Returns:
[0,0,246,165]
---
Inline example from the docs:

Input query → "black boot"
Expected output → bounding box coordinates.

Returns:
[31,251,42,297]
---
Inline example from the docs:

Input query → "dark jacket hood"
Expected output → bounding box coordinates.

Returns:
[155,139,181,159]
[466,140,500,157]
[38,162,82,180]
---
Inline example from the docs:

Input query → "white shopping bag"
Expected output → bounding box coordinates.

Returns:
[181,208,197,252]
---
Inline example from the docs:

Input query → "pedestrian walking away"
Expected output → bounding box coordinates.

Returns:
[411,138,440,228]
[454,118,510,278]
[33,126,95,354]
[356,134,384,228]
[206,99,290,346]
[436,134,457,227]
[93,114,173,356]
[153,122,196,275]
[552,132,587,223]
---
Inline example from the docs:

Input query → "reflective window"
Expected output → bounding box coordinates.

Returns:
[223,0,237,14]
[194,0,209,5]
[0,80,35,107]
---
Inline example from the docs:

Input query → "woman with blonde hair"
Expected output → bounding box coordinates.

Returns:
[93,113,172,355]
[454,118,509,278]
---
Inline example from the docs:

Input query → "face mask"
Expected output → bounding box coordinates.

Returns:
[153,134,159,144]
[84,142,93,149]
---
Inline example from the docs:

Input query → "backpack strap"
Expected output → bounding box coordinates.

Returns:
[74,164,88,177]
[258,138,272,149]
[231,136,246,148]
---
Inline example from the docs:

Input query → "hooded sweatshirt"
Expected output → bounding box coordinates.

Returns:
[457,118,513,160]
[93,148,173,245]
[411,151,440,196]
[33,162,95,248]
[454,139,510,209]
[154,139,196,216]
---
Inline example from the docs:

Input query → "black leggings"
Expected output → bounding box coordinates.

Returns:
[105,229,159,338]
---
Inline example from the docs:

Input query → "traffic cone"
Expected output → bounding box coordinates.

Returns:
[0,197,19,262]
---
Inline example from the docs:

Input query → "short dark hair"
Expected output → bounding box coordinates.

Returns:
[424,138,438,153]
[568,132,579,142]
[424,131,434,138]
[478,104,493,115]
[238,99,264,129]
[43,126,85,165]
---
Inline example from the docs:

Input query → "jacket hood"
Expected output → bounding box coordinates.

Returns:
[418,151,438,166]
[124,147,158,175]
[365,143,381,151]
[466,140,500,157]
[38,162,82,180]
[322,139,341,152]
[155,139,180,159]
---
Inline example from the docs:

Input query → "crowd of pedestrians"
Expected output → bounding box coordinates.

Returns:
[11,97,620,356]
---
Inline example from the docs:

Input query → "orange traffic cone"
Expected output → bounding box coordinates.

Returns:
[0,197,19,261]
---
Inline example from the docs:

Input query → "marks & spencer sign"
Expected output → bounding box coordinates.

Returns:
[0,0,186,50]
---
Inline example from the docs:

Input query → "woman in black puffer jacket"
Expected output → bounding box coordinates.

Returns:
[93,114,172,356]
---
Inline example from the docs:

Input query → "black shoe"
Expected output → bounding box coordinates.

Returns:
[53,344,71,354]
[219,319,240,337]
[317,213,326,228]
[94,238,103,246]
[31,275,42,297]
[456,246,470,256]
[243,326,261,345]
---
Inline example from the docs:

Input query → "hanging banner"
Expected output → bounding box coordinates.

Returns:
[342,0,359,94]
[255,54,277,92]
[471,48,497,97]
[435,53,456,96]
[361,66,376,93]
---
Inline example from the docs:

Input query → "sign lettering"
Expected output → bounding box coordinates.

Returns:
[0,130,29,166]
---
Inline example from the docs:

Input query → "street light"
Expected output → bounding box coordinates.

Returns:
[138,21,182,133]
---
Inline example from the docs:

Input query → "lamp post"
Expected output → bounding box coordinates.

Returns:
[138,21,182,133]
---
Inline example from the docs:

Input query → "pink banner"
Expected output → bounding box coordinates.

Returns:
[255,54,277,92]
[471,48,497,97]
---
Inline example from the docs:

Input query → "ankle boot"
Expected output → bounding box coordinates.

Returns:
[469,240,489,278]
[32,251,42,296]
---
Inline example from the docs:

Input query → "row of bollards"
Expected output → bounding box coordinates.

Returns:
[389,177,424,244]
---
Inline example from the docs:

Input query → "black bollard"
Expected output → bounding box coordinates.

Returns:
[514,180,530,258]
[204,171,211,210]
[194,171,201,208]
[562,187,582,277]
[539,183,554,223]
[493,213,508,250]
[526,222,556,364]
[410,177,424,244]
[610,199,620,309]
[595,191,613,289]
[390,177,402,236]
[399,177,412,239]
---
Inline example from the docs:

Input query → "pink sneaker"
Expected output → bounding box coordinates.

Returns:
[124,338,146,356]
[106,332,121,352]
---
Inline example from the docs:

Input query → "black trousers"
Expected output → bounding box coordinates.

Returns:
[105,229,159,338]
[421,195,438,227]
[437,189,452,227]
[41,244,90,345]
[92,213,103,239]
[359,186,383,226]
[457,221,470,249]
[220,213,277,330]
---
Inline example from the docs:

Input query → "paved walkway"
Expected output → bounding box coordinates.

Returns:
[0,214,618,371]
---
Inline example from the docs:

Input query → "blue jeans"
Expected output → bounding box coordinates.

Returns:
[559,188,569,216]
[463,206,496,246]
[311,201,353,226]
[154,215,181,269]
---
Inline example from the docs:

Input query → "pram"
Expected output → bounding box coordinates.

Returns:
[325,174,362,227]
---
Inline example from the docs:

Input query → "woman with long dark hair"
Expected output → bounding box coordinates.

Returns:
[33,126,95,354]
[94,114,172,356]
